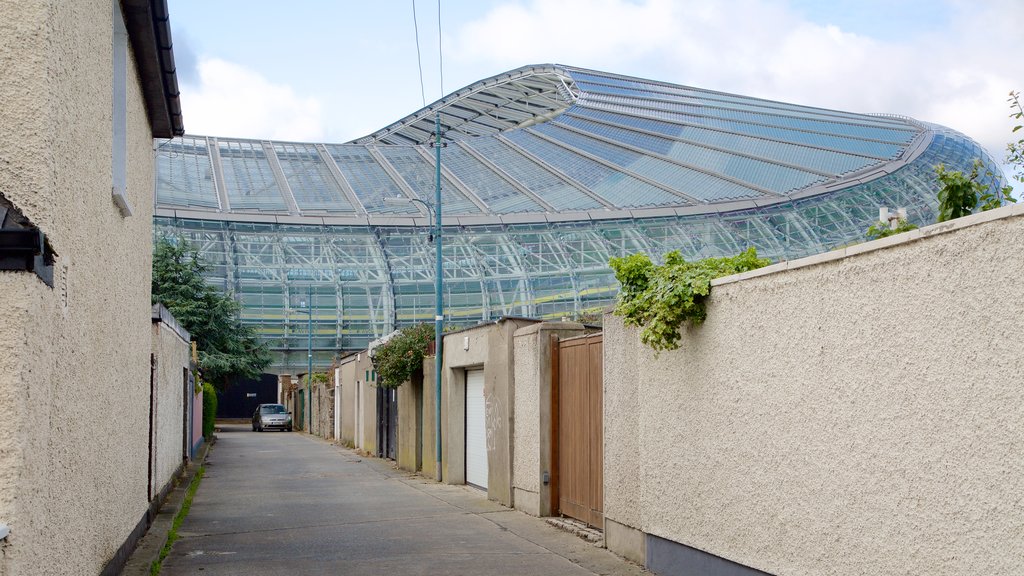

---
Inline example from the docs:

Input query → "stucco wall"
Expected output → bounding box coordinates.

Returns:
[603,206,1024,575]
[353,353,376,454]
[396,365,424,472]
[0,0,157,573]
[150,320,190,499]
[338,360,356,445]
[442,319,537,506]
[420,357,438,479]
[511,322,587,517]
[311,378,332,439]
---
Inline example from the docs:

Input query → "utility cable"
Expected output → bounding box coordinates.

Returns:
[412,0,427,107]
[437,0,444,97]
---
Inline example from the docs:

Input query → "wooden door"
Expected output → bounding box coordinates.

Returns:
[553,333,603,528]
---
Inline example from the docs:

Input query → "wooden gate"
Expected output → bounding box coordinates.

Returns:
[552,333,603,528]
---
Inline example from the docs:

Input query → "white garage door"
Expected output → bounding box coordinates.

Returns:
[465,369,488,489]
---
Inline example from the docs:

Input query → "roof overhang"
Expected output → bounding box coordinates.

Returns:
[352,64,578,145]
[122,0,184,138]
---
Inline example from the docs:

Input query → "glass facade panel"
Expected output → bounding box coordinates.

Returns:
[532,123,763,201]
[218,140,288,211]
[573,106,876,176]
[557,114,825,193]
[375,146,483,214]
[324,145,416,214]
[570,70,913,129]
[156,136,220,208]
[273,142,354,212]
[503,130,687,207]
[441,145,543,213]
[462,138,602,211]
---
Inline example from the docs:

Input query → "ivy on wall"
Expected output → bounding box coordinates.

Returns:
[610,248,770,352]
[371,323,434,388]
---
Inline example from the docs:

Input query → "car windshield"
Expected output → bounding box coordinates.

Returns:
[260,405,287,414]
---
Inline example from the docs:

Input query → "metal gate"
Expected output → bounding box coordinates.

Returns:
[552,333,603,528]
[376,386,398,460]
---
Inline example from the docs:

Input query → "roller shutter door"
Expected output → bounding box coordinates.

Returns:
[465,369,488,489]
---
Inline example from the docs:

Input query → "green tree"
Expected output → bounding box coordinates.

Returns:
[152,235,271,389]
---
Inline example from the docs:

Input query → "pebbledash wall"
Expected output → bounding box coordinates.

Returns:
[150,305,192,504]
[510,322,590,517]
[604,204,1024,575]
[0,0,181,574]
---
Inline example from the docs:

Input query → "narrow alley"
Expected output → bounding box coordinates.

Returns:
[159,424,645,575]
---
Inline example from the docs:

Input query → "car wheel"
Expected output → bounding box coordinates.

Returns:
[287,427,292,432]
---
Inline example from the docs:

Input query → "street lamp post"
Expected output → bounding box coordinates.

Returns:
[295,285,313,433]
[383,111,444,481]
[432,112,444,483]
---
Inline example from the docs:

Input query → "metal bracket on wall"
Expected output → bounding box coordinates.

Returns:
[0,201,57,287]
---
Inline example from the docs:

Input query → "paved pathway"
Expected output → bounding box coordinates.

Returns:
[160,423,646,575]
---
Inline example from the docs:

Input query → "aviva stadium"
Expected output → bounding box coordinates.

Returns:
[154,64,1004,372]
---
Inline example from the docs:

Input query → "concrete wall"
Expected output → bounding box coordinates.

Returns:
[419,357,438,479]
[310,376,332,439]
[442,318,538,506]
[603,205,1024,575]
[353,353,377,454]
[0,1,160,573]
[396,365,425,472]
[150,317,191,502]
[338,359,357,446]
[511,322,588,517]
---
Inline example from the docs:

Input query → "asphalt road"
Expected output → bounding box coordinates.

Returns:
[160,423,646,576]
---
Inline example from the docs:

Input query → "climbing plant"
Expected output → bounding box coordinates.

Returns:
[304,372,329,386]
[371,323,434,388]
[865,218,918,241]
[610,248,770,352]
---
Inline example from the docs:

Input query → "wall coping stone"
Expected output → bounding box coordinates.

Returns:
[711,202,1019,288]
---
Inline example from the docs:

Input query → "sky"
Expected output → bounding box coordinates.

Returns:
[167,0,1023,171]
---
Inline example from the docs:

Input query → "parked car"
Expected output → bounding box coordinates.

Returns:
[252,403,292,432]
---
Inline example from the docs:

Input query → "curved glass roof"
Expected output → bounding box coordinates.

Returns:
[153,64,1005,373]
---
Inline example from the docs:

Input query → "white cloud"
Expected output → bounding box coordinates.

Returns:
[448,0,1024,163]
[179,58,325,142]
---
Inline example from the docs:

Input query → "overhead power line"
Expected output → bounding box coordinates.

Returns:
[437,0,444,97]
[412,0,427,107]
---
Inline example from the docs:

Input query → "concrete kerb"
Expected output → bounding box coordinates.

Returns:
[121,439,213,575]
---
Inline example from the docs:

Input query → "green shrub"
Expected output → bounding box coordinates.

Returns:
[372,323,434,388]
[202,381,217,441]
